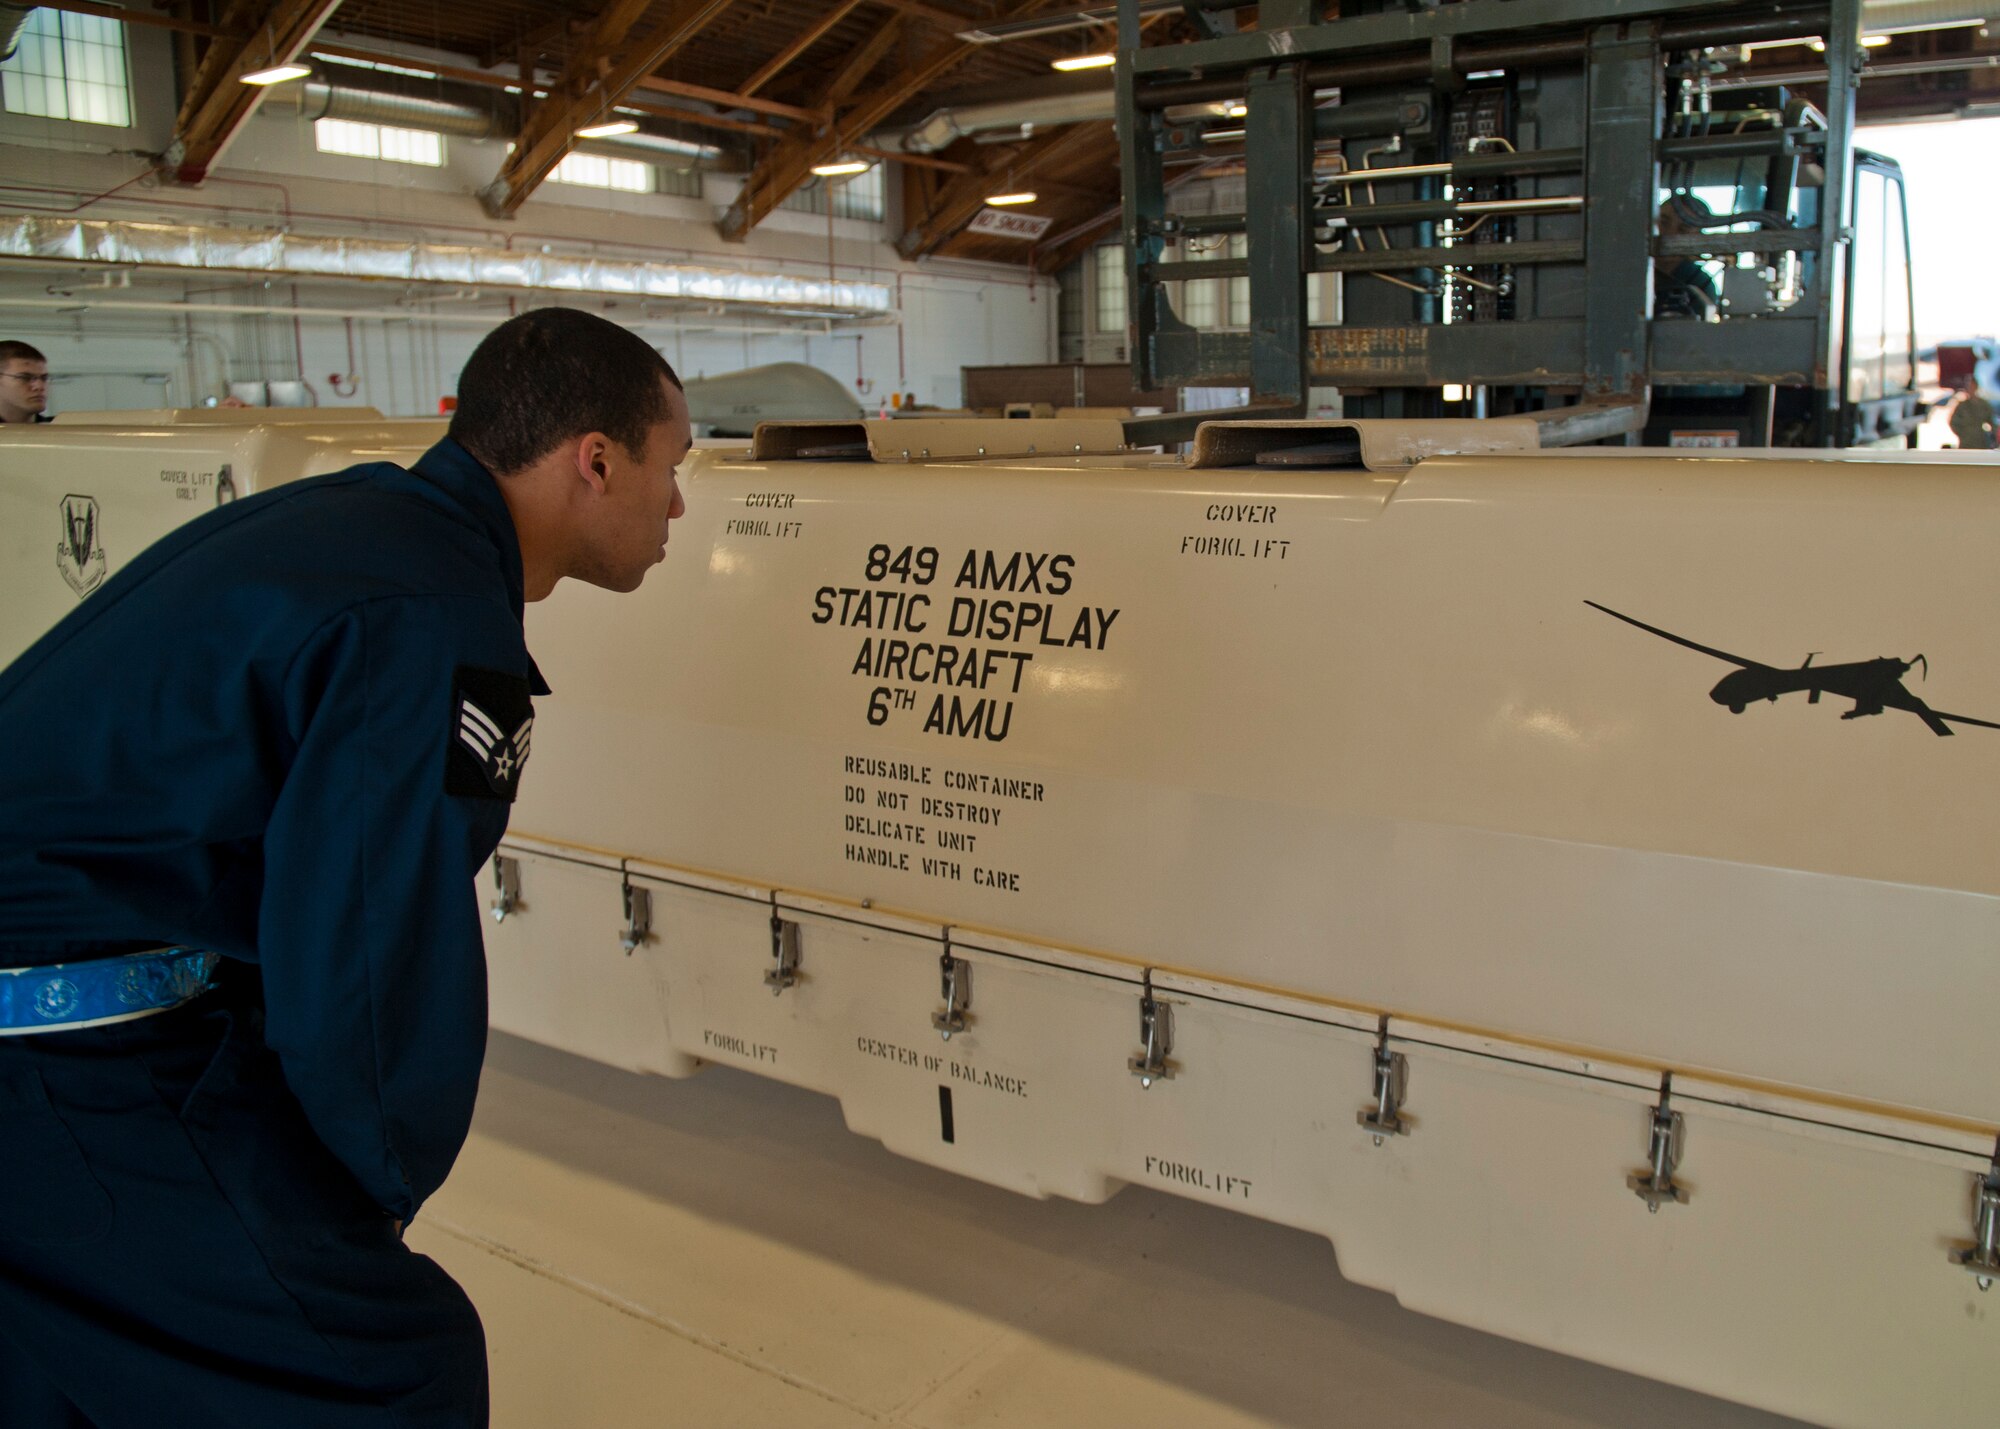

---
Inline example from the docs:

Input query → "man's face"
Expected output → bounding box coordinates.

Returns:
[0,357,49,421]
[582,377,693,594]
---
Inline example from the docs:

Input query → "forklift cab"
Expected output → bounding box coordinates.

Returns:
[1651,103,1918,447]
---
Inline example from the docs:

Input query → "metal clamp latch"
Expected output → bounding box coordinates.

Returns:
[1357,1015,1411,1144]
[765,893,800,995]
[1127,971,1175,1088]
[488,854,521,923]
[1628,1074,1689,1212]
[619,872,652,954]
[1950,1141,2000,1291]
[931,932,970,1041]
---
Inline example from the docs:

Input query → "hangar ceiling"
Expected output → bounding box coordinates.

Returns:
[21,0,2000,273]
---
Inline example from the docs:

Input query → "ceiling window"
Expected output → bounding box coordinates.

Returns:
[314,117,444,166]
[1,8,132,127]
[551,152,653,193]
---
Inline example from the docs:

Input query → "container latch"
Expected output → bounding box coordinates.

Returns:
[931,933,971,1041]
[1127,971,1175,1088]
[1628,1073,1689,1212]
[765,893,801,995]
[1357,1015,1411,1144]
[1950,1141,2000,1291]
[489,854,521,924]
[619,870,653,955]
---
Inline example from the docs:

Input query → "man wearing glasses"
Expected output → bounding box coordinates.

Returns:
[0,341,52,423]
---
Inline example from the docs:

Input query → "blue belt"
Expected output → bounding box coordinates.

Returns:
[0,947,220,1036]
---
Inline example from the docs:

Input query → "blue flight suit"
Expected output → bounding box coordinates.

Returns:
[0,437,545,1427]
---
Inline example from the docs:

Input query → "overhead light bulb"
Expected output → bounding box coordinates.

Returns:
[240,62,311,86]
[576,119,639,139]
[985,191,1037,205]
[811,159,871,177]
[1052,53,1116,72]
[1224,103,1247,118]
[1862,33,1892,46]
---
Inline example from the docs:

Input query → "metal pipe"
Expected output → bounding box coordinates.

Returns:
[1165,193,1580,237]
[1657,131,1817,159]
[1711,53,2000,90]
[1312,237,1584,274]
[1318,147,1584,186]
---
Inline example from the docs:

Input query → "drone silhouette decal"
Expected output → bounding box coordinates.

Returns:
[1585,601,2000,737]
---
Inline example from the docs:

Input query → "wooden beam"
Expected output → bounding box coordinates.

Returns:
[720,2,1066,243]
[896,120,1110,260]
[853,143,971,174]
[636,76,823,125]
[170,0,345,185]
[37,0,226,39]
[817,17,906,110]
[739,0,866,97]
[478,0,738,219]
[176,0,276,132]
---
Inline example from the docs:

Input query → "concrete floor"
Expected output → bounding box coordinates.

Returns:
[410,1033,1811,1428]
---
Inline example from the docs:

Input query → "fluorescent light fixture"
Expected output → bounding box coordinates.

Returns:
[1809,35,1891,50]
[240,62,312,86]
[1466,69,1506,80]
[1051,53,1116,72]
[985,191,1037,205]
[576,119,640,139]
[314,53,437,80]
[1224,103,1247,118]
[1442,384,1466,402]
[811,159,871,177]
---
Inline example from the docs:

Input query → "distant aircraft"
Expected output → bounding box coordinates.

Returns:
[1584,601,2000,737]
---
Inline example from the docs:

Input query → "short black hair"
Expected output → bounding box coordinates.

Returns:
[449,308,682,475]
[0,340,46,366]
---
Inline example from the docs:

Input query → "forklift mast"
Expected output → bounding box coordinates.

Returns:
[1116,0,1921,449]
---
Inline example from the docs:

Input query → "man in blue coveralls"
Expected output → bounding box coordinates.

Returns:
[0,307,691,1427]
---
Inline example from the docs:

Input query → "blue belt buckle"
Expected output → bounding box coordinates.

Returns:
[0,947,220,1035]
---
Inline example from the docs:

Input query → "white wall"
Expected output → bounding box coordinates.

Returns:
[0,26,1055,415]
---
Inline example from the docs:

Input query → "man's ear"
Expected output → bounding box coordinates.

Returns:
[572,432,612,493]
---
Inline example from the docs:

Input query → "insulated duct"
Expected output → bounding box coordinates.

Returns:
[262,68,735,170]
[0,215,892,317]
[870,88,1115,153]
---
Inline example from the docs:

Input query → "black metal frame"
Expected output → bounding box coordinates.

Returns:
[1115,0,1918,447]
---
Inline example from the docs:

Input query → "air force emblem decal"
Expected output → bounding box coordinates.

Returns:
[57,493,107,598]
[446,665,534,801]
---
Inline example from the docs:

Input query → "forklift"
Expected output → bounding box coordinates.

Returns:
[1113,0,1921,449]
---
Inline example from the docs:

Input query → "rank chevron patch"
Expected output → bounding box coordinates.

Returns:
[446,665,534,801]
